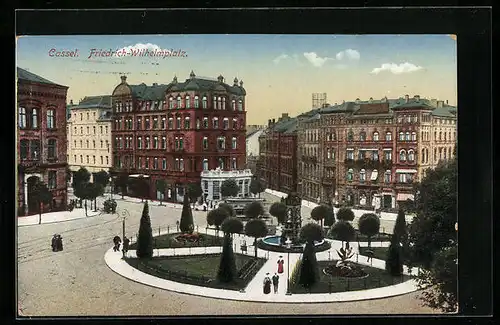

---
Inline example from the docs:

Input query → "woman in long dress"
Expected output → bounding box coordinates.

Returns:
[263,273,272,294]
[277,256,285,274]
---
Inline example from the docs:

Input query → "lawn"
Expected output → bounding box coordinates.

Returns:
[126,253,266,291]
[290,260,411,294]
[129,232,224,250]
[326,229,392,243]
[358,246,389,261]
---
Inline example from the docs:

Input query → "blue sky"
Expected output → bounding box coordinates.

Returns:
[16,34,457,124]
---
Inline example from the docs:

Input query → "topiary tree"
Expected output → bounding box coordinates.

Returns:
[30,179,53,225]
[74,183,90,216]
[86,182,104,212]
[358,213,380,247]
[217,217,244,283]
[311,204,332,228]
[218,202,236,217]
[244,218,268,257]
[249,177,265,198]
[72,167,91,207]
[156,180,167,206]
[324,204,335,228]
[297,223,324,291]
[393,208,408,243]
[329,220,356,249]
[187,183,203,207]
[207,208,229,237]
[136,201,153,259]
[93,170,109,190]
[220,179,239,198]
[244,201,265,219]
[179,188,194,234]
[337,207,355,222]
[269,201,288,224]
[385,236,403,276]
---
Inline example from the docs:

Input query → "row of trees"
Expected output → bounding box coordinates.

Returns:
[72,168,108,216]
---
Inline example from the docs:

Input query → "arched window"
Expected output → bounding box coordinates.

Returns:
[444,132,447,141]
[443,149,447,160]
[203,159,209,171]
[449,131,452,141]
[448,147,452,158]
[326,148,331,159]
[194,96,199,108]
[347,168,353,181]
[439,132,442,141]
[405,132,410,141]
[411,132,417,141]
[359,169,366,182]
[399,132,404,141]
[32,109,38,128]
[47,109,55,129]
[238,99,243,111]
[169,97,173,109]
[202,96,207,109]
[185,95,190,109]
[421,149,425,163]
[18,107,26,128]
[399,149,407,162]
[232,99,236,110]
[359,131,366,141]
[177,96,182,108]
[386,131,392,141]
[384,170,391,183]
[373,132,379,141]
[408,150,415,162]
[426,148,429,163]
[222,97,226,110]
[218,97,222,110]
[213,96,217,109]
[347,130,354,141]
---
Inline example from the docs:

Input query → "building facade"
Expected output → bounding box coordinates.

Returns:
[200,168,253,201]
[111,72,247,202]
[67,96,112,180]
[17,67,69,216]
[305,94,456,210]
[245,127,265,176]
[258,114,298,194]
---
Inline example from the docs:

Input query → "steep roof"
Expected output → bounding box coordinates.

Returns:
[73,95,112,109]
[166,76,246,96]
[17,67,66,87]
[129,83,170,100]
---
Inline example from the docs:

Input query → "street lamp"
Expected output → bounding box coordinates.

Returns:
[285,238,292,295]
[119,209,130,258]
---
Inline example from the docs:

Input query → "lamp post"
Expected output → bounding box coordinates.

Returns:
[285,238,292,295]
[119,209,130,258]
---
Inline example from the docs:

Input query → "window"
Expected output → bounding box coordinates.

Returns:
[101,156,104,165]
[74,155,77,162]
[218,158,224,169]
[185,96,190,109]
[106,140,109,151]
[217,97,222,110]
[74,140,77,147]
[153,117,158,129]
[327,148,331,159]
[138,137,142,149]
[47,139,56,158]
[372,150,379,161]
[386,132,392,141]
[217,136,226,149]
[145,157,150,169]
[48,171,57,189]
[359,131,366,141]
[238,100,243,111]
[405,132,410,141]
[232,137,237,149]
[176,117,181,129]
[93,155,96,164]
[232,99,236,110]
[80,155,83,163]
[347,168,353,181]
[153,157,158,169]
[203,136,208,150]
[87,126,90,134]
[136,117,142,130]
[145,118,150,129]
[359,169,366,182]
[203,159,209,171]
[231,158,237,170]
[177,96,182,108]
[223,118,229,129]
[145,136,150,149]
[179,158,184,171]
[346,149,354,160]
[222,97,226,110]
[161,136,166,149]
[384,170,391,183]
[373,132,379,141]
[162,158,167,170]
[87,140,90,148]
[347,131,354,141]
[161,117,166,129]
[169,97,174,109]
[168,117,173,129]
[411,132,417,141]
[406,115,411,123]
[106,156,109,165]
[20,140,29,159]
[233,118,238,129]
[101,140,103,148]
[153,136,158,149]
[203,117,208,129]
[213,97,217,109]
[74,127,77,134]
[384,150,392,161]
[105,126,108,134]
[47,109,55,129]
[86,155,89,163]
[31,109,38,128]
[184,117,190,129]
[213,117,219,129]
[399,132,404,141]
[202,96,207,109]
[80,140,83,148]
[194,96,199,108]
[80,113,83,121]
[408,150,415,162]
[92,140,95,148]
[399,149,407,162]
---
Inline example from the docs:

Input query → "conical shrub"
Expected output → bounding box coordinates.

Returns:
[136,201,153,259]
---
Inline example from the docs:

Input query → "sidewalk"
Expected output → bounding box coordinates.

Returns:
[18,208,101,227]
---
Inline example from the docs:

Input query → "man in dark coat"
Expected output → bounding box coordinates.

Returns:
[122,236,130,256]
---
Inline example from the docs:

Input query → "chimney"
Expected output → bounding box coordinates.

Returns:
[268,119,272,127]
[282,113,289,119]
[437,100,444,108]
[446,100,449,104]
[272,118,275,125]
[414,95,420,101]
[217,75,224,83]
[405,94,409,103]
[120,75,127,83]
[152,82,158,86]
[369,97,373,103]
[355,98,360,104]
[430,98,438,107]
[70,100,73,105]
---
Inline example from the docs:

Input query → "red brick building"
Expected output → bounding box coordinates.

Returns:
[17,67,69,216]
[111,72,247,202]
[258,114,298,194]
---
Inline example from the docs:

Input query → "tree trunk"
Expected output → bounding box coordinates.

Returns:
[254,238,258,257]
[94,198,98,212]
[84,201,88,216]
[39,202,42,224]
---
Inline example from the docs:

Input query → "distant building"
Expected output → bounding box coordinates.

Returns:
[258,113,298,194]
[66,95,112,180]
[17,67,69,216]
[246,127,266,175]
[200,168,253,201]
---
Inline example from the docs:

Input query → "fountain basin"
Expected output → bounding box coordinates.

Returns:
[257,235,331,253]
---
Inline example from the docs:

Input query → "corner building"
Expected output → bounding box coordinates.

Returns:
[111,71,247,202]
[17,67,69,216]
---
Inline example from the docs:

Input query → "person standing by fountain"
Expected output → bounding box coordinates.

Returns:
[272,273,280,293]
[263,273,272,294]
[277,256,285,274]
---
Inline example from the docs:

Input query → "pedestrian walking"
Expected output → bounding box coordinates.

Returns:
[113,235,121,252]
[263,273,272,294]
[272,273,279,294]
[277,256,285,274]
[122,236,130,256]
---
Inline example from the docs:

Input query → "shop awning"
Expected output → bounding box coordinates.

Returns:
[397,193,414,201]
[395,169,418,173]
[370,170,378,181]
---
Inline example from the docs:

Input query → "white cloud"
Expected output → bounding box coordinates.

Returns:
[335,49,360,61]
[117,42,163,53]
[303,52,333,67]
[370,62,424,75]
[273,54,289,64]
